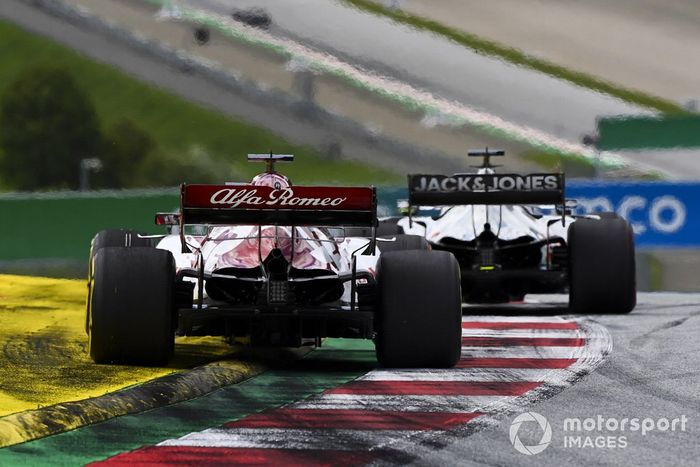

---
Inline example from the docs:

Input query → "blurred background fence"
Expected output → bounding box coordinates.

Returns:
[2,180,698,290]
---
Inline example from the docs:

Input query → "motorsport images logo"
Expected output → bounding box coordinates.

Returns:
[509,412,552,455]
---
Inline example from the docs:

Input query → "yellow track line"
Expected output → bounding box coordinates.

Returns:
[0,275,265,447]
[0,359,263,448]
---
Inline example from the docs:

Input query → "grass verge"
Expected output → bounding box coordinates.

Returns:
[0,20,401,185]
[342,0,687,115]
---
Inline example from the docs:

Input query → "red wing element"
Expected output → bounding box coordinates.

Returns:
[181,184,377,227]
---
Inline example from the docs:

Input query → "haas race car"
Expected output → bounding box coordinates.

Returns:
[85,154,462,368]
[388,149,636,314]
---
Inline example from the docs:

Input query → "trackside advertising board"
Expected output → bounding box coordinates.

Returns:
[566,180,699,248]
[0,181,697,263]
[379,180,700,248]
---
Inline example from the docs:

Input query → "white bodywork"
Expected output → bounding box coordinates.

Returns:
[398,205,574,247]
[398,205,573,244]
[399,167,574,249]
[155,226,379,303]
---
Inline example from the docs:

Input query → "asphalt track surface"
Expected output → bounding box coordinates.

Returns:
[419,294,700,466]
[1,291,698,465]
[190,0,651,144]
[0,0,451,175]
[401,0,700,103]
[166,0,700,178]
[11,0,697,178]
[0,2,697,465]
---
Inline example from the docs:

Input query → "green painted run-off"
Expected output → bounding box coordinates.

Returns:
[0,339,377,466]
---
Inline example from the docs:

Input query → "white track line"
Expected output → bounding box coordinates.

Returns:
[461,329,583,338]
[460,346,580,359]
[159,428,424,451]
[461,315,573,323]
[291,394,513,413]
[359,368,558,382]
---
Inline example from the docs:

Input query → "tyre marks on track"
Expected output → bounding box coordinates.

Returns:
[93,316,611,465]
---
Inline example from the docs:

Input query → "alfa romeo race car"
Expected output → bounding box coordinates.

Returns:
[85,154,462,367]
[387,149,636,313]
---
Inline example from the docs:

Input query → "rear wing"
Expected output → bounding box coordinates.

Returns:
[408,173,565,206]
[180,184,377,227]
[160,184,377,253]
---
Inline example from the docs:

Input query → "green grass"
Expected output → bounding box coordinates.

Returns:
[0,20,401,185]
[342,0,687,115]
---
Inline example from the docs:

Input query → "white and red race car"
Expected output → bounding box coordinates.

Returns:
[388,149,636,313]
[85,154,462,367]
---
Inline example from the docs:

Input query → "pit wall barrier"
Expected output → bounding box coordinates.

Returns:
[0,189,179,261]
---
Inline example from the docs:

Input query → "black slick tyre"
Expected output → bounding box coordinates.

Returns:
[85,229,153,333]
[376,250,462,368]
[595,212,619,220]
[88,247,176,365]
[568,218,636,314]
[376,218,404,236]
[345,218,405,238]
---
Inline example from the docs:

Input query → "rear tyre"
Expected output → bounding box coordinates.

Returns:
[568,218,636,314]
[595,212,619,220]
[376,250,462,368]
[344,218,405,238]
[90,229,153,252]
[88,247,176,365]
[378,234,429,253]
[86,229,153,333]
[376,218,404,236]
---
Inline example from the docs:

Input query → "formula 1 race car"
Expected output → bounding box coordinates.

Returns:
[387,149,636,314]
[85,154,462,367]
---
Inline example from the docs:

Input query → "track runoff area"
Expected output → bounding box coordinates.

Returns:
[90,313,610,465]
